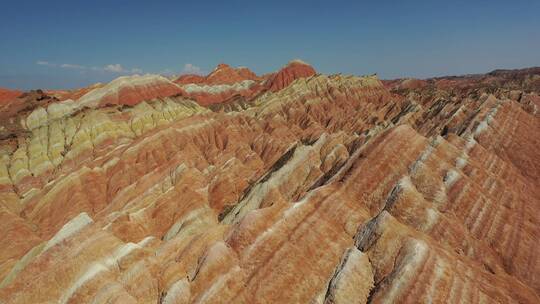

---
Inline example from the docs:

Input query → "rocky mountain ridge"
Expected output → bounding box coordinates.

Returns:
[0,62,538,303]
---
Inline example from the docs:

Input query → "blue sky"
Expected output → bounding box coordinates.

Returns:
[1,0,539,90]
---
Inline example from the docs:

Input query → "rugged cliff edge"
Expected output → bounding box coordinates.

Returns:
[0,63,538,303]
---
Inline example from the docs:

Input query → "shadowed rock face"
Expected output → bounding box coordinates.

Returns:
[0,63,538,304]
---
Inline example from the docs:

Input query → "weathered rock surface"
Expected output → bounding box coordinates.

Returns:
[47,83,106,102]
[0,64,538,303]
[174,64,264,106]
[76,74,185,107]
[0,88,22,105]
[264,59,317,92]
[175,60,317,106]
[205,63,260,85]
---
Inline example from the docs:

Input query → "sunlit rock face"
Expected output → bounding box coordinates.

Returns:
[0,63,539,304]
[264,59,317,92]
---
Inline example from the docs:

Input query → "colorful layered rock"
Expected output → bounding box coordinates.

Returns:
[175,60,318,106]
[0,63,538,303]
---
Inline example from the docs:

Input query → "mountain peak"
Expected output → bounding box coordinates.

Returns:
[265,59,317,92]
[201,63,259,85]
[287,59,311,66]
[215,63,231,70]
[77,74,183,107]
[0,63,539,304]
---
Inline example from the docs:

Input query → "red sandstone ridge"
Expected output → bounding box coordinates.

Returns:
[175,74,206,85]
[173,60,317,106]
[237,66,259,80]
[175,64,259,86]
[383,78,428,90]
[206,63,260,84]
[77,74,184,107]
[0,65,539,304]
[174,63,263,106]
[264,59,316,92]
[0,88,22,105]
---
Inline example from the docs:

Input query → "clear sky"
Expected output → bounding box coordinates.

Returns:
[1,0,539,90]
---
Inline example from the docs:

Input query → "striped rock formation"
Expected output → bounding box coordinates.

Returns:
[0,63,538,304]
[174,63,263,106]
[175,60,317,107]
[263,59,317,92]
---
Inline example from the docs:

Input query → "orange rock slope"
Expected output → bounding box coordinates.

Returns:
[0,88,22,106]
[0,62,538,304]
